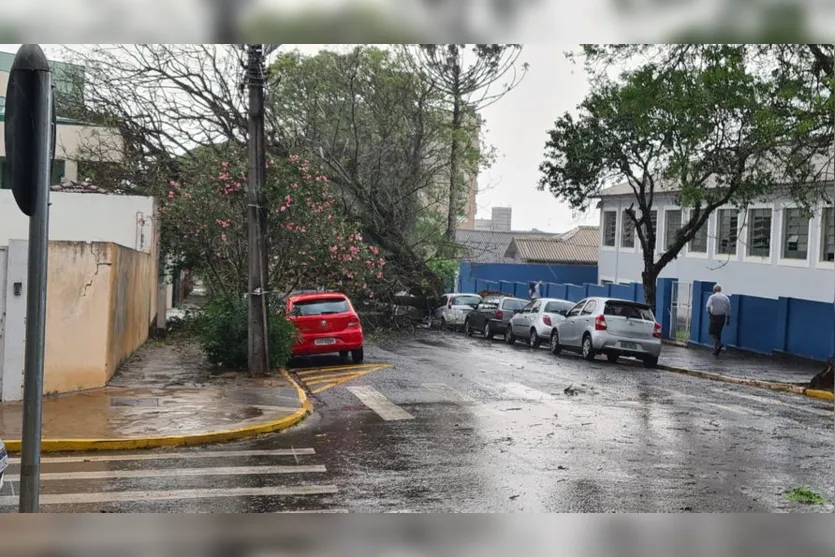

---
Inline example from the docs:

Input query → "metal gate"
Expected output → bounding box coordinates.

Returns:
[670,280,693,343]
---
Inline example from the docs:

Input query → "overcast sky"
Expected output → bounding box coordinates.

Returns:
[2,43,600,233]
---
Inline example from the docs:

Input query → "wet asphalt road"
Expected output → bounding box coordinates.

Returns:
[1,330,832,513]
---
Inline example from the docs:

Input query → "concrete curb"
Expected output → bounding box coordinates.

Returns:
[658,364,833,402]
[4,368,312,453]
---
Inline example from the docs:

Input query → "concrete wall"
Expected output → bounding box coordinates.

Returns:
[0,241,156,400]
[597,194,835,303]
[0,190,156,253]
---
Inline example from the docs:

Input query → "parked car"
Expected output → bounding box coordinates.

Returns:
[464,296,528,340]
[0,439,8,490]
[434,293,482,329]
[549,297,662,367]
[506,298,574,348]
[286,291,365,363]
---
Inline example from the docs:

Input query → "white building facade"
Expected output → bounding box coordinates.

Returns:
[597,191,835,303]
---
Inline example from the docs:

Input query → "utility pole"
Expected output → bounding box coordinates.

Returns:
[246,44,269,376]
[4,44,54,513]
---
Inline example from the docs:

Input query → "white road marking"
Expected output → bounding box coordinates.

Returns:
[346,386,414,421]
[7,449,315,465]
[502,382,569,406]
[3,465,327,483]
[422,383,501,417]
[710,388,833,417]
[0,485,339,506]
[654,387,754,416]
[275,509,349,513]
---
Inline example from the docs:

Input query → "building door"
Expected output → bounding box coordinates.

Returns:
[670,280,693,343]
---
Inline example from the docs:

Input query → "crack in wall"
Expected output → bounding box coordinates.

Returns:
[81,243,113,297]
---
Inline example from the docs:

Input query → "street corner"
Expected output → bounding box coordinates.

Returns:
[291,362,394,395]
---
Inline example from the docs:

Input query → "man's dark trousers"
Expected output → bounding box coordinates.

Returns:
[709,314,726,355]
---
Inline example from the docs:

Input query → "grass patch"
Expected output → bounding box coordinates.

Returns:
[674,330,690,342]
[785,487,827,505]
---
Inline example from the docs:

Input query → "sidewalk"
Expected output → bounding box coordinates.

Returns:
[660,344,822,385]
[0,341,309,452]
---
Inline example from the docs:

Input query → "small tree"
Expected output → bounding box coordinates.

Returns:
[539,46,820,311]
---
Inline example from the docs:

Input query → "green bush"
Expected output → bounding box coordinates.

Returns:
[198,296,296,370]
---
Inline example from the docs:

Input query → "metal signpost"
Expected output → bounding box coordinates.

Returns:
[4,44,54,513]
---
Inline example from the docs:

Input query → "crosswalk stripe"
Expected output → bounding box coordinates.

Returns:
[346,386,414,421]
[0,485,339,506]
[7,449,315,465]
[502,382,569,405]
[422,383,502,417]
[2,465,327,483]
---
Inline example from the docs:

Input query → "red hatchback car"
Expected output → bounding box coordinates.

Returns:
[286,292,364,363]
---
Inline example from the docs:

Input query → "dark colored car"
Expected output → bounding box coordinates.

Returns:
[286,292,365,363]
[464,296,528,340]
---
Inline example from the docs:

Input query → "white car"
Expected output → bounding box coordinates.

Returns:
[506,298,574,347]
[0,439,8,490]
[434,293,482,329]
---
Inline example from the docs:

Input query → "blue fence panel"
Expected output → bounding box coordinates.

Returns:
[546,283,569,300]
[784,297,834,361]
[458,261,597,294]
[735,295,778,355]
[586,283,610,298]
[499,281,514,295]
[608,283,632,301]
[566,284,587,302]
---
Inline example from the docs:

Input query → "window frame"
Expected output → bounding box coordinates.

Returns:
[715,207,740,258]
[566,300,587,318]
[777,203,812,267]
[814,204,835,269]
[743,204,774,263]
[664,209,683,251]
[580,300,597,315]
[620,210,636,250]
[685,209,709,259]
[601,210,617,249]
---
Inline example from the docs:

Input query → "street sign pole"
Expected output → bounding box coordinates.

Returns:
[4,44,53,513]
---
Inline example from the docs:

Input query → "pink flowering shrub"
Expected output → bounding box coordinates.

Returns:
[160,151,384,300]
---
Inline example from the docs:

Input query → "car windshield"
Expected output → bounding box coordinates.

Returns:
[453,295,481,307]
[604,301,654,321]
[502,299,527,311]
[545,300,574,313]
[292,298,350,316]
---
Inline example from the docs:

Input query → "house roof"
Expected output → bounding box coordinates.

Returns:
[504,226,599,265]
[455,229,561,263]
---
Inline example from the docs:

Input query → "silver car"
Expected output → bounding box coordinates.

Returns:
[507,298,574,348]
[0,439,8,491]
[434,293,482,329]
[550,297,662,367]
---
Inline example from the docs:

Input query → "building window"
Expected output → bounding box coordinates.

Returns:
[664,209,682,250]
[747,208,772,257]
[717,209,738,255]
[822,206,835,262]
[601,279,613,285]
[603,211,616,247]
[781,208,809,260]
[621,212,635,248]
[689,216,708,253]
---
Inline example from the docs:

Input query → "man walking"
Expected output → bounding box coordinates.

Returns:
[706,284,731,356]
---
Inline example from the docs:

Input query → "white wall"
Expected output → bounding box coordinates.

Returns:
[597,194,835,303]
[0,190,156,253]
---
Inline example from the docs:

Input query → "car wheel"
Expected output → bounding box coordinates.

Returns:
[351,347,364,364]
[484,322,494,340]
[642,356,659,369]
[465,318,474,337]
[505,329,516,345]
[606,353,619,363]
[550,330,562,355]
[530,328,542,348]
[581,334,595,361]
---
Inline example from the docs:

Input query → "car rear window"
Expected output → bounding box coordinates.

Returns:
[545,301,574,313]
[453,295,481,307]
[604,301,654,321]
[292,298,350,316]
[502,299,527,311]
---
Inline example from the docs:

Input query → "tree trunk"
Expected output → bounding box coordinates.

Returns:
[642,267,659,315]
[445,47,462,246]
[809,358,834,391]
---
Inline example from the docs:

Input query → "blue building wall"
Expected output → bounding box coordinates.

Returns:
[690,280,834,362]
[458,261,597,295]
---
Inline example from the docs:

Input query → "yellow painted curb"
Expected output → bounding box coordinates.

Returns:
[659,364,832,403]
[804,389,834,402]
[4,367,312,454]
